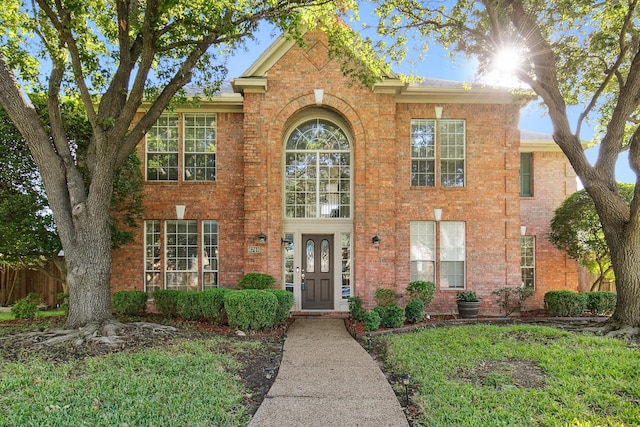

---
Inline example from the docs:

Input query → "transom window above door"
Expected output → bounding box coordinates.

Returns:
[284,118,351,219]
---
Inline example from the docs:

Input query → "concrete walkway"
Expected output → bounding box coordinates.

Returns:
[248,319,409,427]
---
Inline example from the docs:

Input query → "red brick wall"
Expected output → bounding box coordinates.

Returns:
[110,29,577,316]
[520,151,579,310]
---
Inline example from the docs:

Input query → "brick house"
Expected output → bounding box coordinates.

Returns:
[110,29,578,315]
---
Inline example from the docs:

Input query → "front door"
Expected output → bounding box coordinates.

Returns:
[302,234,334,309]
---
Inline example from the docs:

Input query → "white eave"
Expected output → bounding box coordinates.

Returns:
[520,130,563,152]
[140,92,244,113]
[374,78,519,104]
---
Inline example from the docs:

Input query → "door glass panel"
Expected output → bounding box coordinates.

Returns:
[306,239,315,273]
[321,239,330,273]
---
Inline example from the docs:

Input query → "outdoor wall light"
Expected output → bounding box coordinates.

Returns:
[372,235,380,247]
[433,208,443,222]
[257,233,267,244]
[175,205,186,220]
[434,106,443,119]
[521,225,527,236]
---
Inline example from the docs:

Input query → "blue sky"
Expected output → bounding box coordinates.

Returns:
[224,20,634,184]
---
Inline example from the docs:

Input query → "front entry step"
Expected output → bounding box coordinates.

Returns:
[290,311,348,319]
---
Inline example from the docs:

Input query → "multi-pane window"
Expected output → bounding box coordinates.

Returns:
[410,119,466,187]
[284,119,351,219]
[184,114,217,181]
[341,233,352,299]
[520,152,533,197]
[143,220,219,298]
[440,221,466,289]
[410,221,436,282]
[410,120,436,186]
[202,221,219,290]
[521,236,535,288]
[146,114,179,180]
[144,221,161,299]
[146,113,217,182]
[440,120,465,187]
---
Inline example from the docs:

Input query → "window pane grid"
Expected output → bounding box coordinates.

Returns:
[411,119,436,187]
[165,220,198,291]
[285,119,351,219]
[521,236,535,288]
[184,113,217,181]
[410,221,436,282]
[144,221,161,299]
[440,120,465,187]
[146,114,179,181]
[341,233,351,299]
[202,221,218,290]
[440,221,465,289]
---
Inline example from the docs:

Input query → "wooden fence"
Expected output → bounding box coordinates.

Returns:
[0,262,64,308]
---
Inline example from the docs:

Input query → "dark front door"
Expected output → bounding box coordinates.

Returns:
[302,234,334,309]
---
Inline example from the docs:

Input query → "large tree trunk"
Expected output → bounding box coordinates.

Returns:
[62,207,114,329]
[607,230,640,328]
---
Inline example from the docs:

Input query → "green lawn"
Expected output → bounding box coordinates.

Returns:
[377,324,640,427]
[0,309,66,321]
[0,335,258,426]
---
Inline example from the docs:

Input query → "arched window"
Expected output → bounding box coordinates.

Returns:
[284,119,351,219]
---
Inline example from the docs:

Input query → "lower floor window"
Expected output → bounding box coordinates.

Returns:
[410,221,466,288]
[521,236,535,288]
[144,220,218,298]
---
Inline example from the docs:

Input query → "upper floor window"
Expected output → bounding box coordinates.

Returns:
[146,113,217,181]
[520,152,533,197]
[411,119,465,187]
[284,118,351,219]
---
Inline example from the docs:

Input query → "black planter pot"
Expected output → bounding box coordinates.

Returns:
[457,300,481,319]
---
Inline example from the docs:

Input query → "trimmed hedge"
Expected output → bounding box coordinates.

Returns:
[176,291,203,320]
[406,281,436,306]
[405,298,425,324]
[113,290,147,316]
[200,288,230,324]
[153,289,181,317]
[364,310,381,332]
[238,273,276,290]
[348,296,366,322]
[266,289,294,325]
[374,303,405,328]
[586,291,617,316]
[544,290,587,317]
[224,290,279,331]
[375,288,397,307]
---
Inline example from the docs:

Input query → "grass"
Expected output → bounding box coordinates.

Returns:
[0,336,253,426]
[0,308,66,321]
[378,324,640,427]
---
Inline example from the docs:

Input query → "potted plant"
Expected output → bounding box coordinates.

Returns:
[456,291,481,319]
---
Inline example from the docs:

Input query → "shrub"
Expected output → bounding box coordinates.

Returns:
[112,290,147,316]
[11,293,40,319]
[266,289,294,325]
[153,289,181,317]
[176,291,203,320]
[405,298,425,323]
[238,273,276,290]
[492,286,534,316]
[199,288,230,324]
[363,310,381,332]
[406,281,436,306]
[374,303,406,328]
[348,296,366,322]
[544,290,587,317]
[456,290,479,302]
[224,290,278,331]
[375,288,397,307]
[585,292,616,316]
